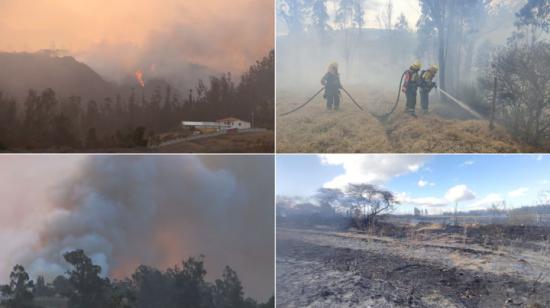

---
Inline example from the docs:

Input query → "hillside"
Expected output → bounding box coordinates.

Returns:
[0,51,116,102]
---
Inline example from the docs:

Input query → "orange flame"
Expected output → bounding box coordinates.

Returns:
[135,69,145,88]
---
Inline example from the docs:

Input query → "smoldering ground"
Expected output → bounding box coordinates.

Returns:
[0,155,274,301]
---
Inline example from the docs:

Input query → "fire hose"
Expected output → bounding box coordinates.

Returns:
[378,71,408,121]
[279,71,483,121]
[278,87,325,117]
[278,87,366,117]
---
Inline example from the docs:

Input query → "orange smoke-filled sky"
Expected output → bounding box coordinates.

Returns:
[0,0,273,76]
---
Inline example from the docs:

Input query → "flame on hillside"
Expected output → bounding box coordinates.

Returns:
[135,69,145,87]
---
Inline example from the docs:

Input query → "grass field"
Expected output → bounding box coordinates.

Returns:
[276,86,537,153]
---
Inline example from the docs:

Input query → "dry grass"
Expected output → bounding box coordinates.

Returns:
[277,86,537,153]
[386,112,528,153]
[154,130,274,153]
[277,103,392,153]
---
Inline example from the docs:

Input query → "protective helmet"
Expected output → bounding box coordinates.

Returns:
[328,62,339,73]
[410,60,421,71]
[430,64,439,73]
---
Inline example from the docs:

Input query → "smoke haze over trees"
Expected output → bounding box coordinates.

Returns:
[277,183,398,230]
[0,0,274,151]
[0,0,273,84]
[0,50,274,151]
[277,0,550,149]
[0,155,274,302]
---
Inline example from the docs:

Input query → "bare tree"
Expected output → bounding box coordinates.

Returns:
[384,0,394,30]
[344,183,398,228]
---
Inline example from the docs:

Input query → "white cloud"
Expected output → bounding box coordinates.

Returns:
[508,187,529,198]
[417,179,428,187]
[396,192,448,207]
[444,185,476,203]
[398,184,476,209]
[417,179,435,188]
[461,160,475,166]
[320,154,428,189]
[465,193,504,211]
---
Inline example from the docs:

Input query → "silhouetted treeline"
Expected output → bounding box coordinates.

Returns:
[0,50,274,151]
[0,249,273,308]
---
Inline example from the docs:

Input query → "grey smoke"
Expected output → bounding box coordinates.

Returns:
[17,155,273,301]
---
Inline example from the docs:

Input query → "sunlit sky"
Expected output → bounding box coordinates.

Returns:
[0,0,273,75]
[277,0,422,35]
[277,154,550,214]
[325,0,421,29]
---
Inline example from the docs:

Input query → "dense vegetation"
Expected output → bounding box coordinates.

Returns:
[0,250,273,308]
[0,50,274,151]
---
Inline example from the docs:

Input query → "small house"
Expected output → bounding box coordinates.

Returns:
[181,117,251,133]
[216,117,251,129]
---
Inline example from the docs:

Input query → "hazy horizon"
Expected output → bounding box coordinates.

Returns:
[0,0,274,84]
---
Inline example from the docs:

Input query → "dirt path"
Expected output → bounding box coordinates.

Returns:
[276,88,535,153]
[151,130,274,153]
[277,228,550,307]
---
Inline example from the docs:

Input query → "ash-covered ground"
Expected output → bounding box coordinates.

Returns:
[276,224,550,308]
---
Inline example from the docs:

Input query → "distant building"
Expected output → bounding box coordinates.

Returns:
[216,117,251,129]
[181,117,251,133]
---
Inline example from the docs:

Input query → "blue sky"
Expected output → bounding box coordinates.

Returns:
[277,154,550,214]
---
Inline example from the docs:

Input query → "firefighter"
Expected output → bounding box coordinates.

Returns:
[402,61,421,116]
[321,62,342,111]
[419,64,438,114]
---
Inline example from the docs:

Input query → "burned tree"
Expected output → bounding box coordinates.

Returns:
[344,183,398,228]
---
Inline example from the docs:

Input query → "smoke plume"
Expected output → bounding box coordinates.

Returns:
[0,155,274,301]
[0,0,274,84]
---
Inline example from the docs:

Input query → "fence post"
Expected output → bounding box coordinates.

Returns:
[489,76,497,130]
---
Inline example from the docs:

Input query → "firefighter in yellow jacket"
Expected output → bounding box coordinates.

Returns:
[419,65,438,114]
[402,61,421,116]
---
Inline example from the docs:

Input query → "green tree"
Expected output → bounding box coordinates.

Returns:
[132,265,171,308]
[63,249,110,308]
[171,256,212,308]
[213,266,244,307]
[52,275,72,296]
[33,275,54,297]
[0,265,35,308]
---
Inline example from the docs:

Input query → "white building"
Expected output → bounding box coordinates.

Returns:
[181,117,251,132]
[216,117,251,129]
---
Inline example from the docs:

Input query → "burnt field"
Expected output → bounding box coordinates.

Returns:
[276,222,550,307]
[276,86,538,153]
